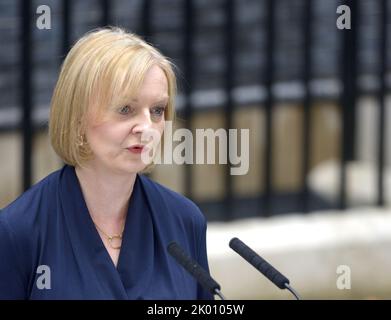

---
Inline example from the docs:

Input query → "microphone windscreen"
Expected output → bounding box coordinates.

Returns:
[229,237,289,289]
[167,242,221,294]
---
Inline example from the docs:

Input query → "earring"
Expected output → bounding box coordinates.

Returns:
[76,134,87,147]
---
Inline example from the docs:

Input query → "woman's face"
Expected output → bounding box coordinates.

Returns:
[85,65,168,175]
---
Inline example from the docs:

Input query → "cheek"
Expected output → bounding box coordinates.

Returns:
[88,122,128,149]
[156,119,165,137]
[152,122,165,145]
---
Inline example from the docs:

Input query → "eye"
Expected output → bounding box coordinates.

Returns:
[118,105,132,115]
[151,105,166,118]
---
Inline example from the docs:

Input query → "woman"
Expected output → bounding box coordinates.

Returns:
[0,27,213,300]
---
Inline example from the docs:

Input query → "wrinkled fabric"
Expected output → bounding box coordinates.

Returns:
[0,165,213,300]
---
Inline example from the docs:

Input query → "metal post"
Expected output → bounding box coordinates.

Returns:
[184,0,195,200]
[339,0,358,210]
[301,0,313,213]
[223,0,235,220]
[262,0,276,217]
[20,0,33,191]
[377,0,388,206]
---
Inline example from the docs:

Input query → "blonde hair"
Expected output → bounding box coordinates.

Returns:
[49,27,176,167]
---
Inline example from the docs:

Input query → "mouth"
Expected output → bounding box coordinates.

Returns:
[127,144,148,154]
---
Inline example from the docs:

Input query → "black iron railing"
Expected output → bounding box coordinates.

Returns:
[3,0,387,219]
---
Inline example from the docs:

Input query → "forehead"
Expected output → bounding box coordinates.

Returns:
[90,65,169,116]
[117,66,169,102]
[134,65,169,100]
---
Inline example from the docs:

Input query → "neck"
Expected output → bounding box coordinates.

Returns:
[75,163,137,229]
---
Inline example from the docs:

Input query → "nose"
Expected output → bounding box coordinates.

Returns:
[131,109,153,135]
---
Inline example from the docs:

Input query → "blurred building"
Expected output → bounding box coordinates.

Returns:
[1,0,391,299]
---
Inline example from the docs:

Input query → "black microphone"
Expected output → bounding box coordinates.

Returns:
[167,241,226,300]
[229,237,301,300]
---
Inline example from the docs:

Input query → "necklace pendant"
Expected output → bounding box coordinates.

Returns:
[108,235,122,250]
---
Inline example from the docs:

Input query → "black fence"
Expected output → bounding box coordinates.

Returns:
[1,0,390,220]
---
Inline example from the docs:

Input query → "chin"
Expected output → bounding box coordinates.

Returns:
[119,161,149,174]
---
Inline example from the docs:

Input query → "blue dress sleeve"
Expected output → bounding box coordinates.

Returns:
[0,215,27,299]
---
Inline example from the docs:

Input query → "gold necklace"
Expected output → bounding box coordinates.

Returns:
[93,222,124,250]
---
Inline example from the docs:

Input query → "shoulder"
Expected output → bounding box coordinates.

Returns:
[0,168,63,292]
[138,174,208,262]
[0,168,62,242]
[138,174,207,230]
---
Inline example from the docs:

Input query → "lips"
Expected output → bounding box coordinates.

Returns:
[127,144,148,154]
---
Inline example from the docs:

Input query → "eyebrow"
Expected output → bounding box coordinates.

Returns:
[130,97,169,104]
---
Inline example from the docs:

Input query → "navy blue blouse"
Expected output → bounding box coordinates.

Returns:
[0,165,213,300]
